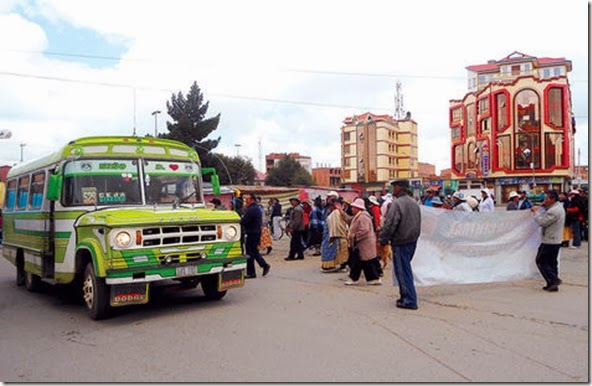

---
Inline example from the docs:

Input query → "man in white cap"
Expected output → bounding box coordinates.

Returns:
[506,191,520,210]
[479,188,495,212]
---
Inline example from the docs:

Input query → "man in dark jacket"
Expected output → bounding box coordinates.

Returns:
[240,193,270,278]
[380,179,421,310]
[285,197,305,260]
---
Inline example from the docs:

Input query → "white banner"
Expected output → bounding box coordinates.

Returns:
[413,206,541,286]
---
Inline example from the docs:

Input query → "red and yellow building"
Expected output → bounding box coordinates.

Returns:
[449,51,576,200]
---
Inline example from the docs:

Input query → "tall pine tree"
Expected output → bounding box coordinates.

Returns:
[161,81,221,164]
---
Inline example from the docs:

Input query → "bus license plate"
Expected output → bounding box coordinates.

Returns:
[176,265,198,277]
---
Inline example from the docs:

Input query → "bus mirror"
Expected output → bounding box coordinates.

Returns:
[202,167,221,196]
[211,174,221,196]
[46,174,63,201]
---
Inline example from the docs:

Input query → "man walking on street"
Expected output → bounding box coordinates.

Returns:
[241,193,271,278]
[380,179,422,310]
[285,197,305,261]
[532,190,565,292]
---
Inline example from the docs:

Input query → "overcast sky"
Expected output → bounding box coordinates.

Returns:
[0,0,588,174]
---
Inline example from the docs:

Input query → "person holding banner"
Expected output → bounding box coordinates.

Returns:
[532,190,565,292]
[451,191,472,212]
[380,179,421,310]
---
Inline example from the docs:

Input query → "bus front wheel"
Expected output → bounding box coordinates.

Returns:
[201,274,227,300]
[82,262,110,320]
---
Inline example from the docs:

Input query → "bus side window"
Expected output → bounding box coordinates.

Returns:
[17,175,30,210]
[29,171,46,209]
[5,179,17,211]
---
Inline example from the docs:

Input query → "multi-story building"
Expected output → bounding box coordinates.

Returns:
[341,112,418,192]
[449,51,576,201]
[312,165,341,188]
[265,153,312,174]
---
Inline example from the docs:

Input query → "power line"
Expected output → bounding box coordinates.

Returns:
[3,48,589,83]
[0,70,393,111]
[0,70,587,119]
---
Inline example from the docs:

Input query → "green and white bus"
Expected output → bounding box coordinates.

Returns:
[2,136,247,319]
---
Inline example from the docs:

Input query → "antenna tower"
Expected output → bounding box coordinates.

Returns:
[394,81,405,120]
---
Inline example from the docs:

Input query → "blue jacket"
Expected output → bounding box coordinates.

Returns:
[240,203,262,234]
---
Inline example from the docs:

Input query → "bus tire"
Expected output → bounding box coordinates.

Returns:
[201,274,227,300]
[82,262,110,320]
[24,271,42,292]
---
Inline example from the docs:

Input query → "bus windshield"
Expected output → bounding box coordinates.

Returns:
[63,159,142,206]
[62,159,203,206]
[143,159,202,205]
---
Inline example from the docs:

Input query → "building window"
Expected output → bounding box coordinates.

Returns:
[511,65,521,75]
[524,63,532,73]
[545,133,564,168]
[480,118,490,133]
[496,135,511,169]
[496,93,507,131]
[451,126,460,141]
[467,103,476,137]
[454,144,464,173]
[451,108,462,122]
[553,67,563,76]
[515,132,539,170]
[542,68,551,78]
[515,89,540,132]
[343,131,351,141]
[478,97,489,115]
[548,87,564,127]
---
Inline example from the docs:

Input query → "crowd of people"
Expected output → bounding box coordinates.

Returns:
[213,182,588,307]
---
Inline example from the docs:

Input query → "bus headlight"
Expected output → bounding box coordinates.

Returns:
[114,231,133,248]
[225,226,238,241]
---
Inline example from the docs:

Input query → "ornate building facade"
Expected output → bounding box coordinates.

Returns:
[449,52,576,201]
[341,112,418,192]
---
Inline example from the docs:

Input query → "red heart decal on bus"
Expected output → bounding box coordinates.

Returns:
[169,164,179,171]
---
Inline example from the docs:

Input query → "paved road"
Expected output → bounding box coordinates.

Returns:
[0,238,588,382]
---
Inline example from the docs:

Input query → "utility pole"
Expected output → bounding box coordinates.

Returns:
[20,143,26,162]
[151,110,161,137]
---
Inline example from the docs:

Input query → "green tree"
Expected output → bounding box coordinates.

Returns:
[208,153,256,185]
[265,156,313,187]
[160,81,257,183]
[161,81,220,162]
